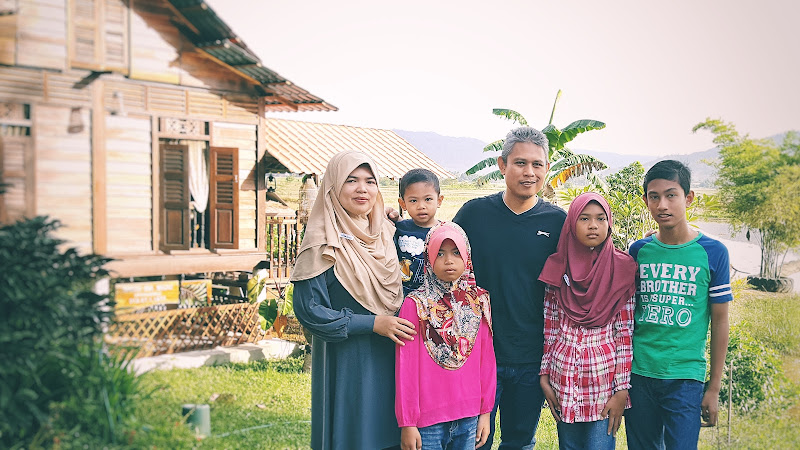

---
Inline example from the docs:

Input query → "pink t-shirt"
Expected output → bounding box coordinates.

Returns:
[395,297,496,428]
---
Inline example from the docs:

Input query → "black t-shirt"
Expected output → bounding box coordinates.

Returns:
[394,219,434,295]
[453,192,566,365]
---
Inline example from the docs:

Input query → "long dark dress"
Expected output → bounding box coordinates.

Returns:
[293,267,400,450]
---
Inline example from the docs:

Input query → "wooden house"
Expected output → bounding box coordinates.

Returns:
[0,0,337,280]
[0,1,456,357]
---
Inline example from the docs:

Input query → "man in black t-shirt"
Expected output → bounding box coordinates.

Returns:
[454,126,566,449]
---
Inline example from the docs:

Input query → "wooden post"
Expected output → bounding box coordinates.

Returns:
[728,358,733,446]
[256,98,266,252]
[151,115,160,252]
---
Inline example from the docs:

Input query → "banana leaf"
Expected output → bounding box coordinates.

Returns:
[466,156,500,175]
[492,108,528,126]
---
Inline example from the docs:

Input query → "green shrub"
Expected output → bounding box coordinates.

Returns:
[718,325,796,412]
[0,217,142,446]
[48,346,149,445]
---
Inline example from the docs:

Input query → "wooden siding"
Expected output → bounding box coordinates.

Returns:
[177,49,251,93]
[212,122,256,250]
[0,13,15,65]
[44,71,92,106]
[129,0,257,94]
[0,67,45,101]
[105,114,153,254]
[129,0,181,84]
[17,0,67,71]
[34,104,92,252]
[103,76,259,124]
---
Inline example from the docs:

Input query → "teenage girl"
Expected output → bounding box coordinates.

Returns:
[538,192,638,450]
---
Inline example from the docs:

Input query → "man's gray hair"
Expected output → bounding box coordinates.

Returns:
[501,126,549,162]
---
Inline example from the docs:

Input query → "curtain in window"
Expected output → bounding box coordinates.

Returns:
[187,141,209,214]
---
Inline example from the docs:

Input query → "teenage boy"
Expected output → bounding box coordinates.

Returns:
[626,160,732,449]
[453,127,567,449]
[395,168,444,295]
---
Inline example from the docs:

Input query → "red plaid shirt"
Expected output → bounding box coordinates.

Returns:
[540,287,635,423]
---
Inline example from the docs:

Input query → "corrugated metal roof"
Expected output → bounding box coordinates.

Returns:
[264,119,453,180]
[166,0,336,112]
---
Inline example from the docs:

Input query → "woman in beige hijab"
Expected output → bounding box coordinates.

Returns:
[292,150,416,450]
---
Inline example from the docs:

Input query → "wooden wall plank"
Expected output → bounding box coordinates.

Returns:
[17,0,67,71]
[0,15,16,65]
[105,114,153,254]
[91,81,107,254]
[34,104,92,252]
[129,0,181,84]
[0,67,45,100]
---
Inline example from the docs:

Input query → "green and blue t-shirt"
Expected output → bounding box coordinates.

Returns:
[628,233,733,382]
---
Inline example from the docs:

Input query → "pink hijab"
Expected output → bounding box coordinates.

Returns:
[539,192,637,328]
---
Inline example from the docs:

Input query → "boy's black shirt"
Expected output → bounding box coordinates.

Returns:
[453,192,566,365]
[394,219,433,296]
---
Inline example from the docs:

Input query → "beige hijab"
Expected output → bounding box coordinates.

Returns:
[290,151,404,315]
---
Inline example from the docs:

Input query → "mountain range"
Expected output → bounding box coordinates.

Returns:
[393,130,791,187]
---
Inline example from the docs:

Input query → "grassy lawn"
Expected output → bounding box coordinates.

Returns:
[122,289,799,449]
[130,359,312,448]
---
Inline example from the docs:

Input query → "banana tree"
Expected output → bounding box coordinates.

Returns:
[466,90,608,197]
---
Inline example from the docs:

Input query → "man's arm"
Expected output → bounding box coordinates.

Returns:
[701,301,730,427]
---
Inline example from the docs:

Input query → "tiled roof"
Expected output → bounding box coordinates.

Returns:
[166,0,336,112]
[263,118,453,179]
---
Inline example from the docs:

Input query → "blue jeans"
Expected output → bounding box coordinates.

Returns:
[478,363,545,450]
[625,373,704,450]
[556,419,615,450]
[419,416,478,450]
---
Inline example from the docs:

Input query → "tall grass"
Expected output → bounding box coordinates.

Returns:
[728,291,800,356]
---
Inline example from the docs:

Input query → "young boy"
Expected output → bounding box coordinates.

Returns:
[625,160,732,449]
[395,168,444,295]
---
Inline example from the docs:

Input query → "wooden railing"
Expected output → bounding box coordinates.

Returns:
[265,213,299,279]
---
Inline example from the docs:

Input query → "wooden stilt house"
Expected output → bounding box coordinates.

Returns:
[0,0,336,356]
[0,0,335,279]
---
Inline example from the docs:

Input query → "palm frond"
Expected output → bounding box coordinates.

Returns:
[465,156,500,175]
[483,139,504,153]
[545,120,606,152]
[492,109,528,126]
[585,171,608,192]
[477,170,504,185]
[547,154,608,188]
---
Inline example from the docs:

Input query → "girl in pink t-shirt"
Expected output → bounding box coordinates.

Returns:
[395,221,496,450]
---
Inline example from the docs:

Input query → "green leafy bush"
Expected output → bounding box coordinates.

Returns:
[0,217,142,446]
[718,325,796,412]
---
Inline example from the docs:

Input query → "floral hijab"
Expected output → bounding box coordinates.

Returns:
[407,222,492,370]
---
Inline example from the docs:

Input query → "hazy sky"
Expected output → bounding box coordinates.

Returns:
[208,0,799,156]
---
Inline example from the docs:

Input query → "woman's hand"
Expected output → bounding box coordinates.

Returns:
[400,426,421,450]
[385,206,400,223]
[601,389,628,435]
[373,315,416,345]
[540,375,561,422]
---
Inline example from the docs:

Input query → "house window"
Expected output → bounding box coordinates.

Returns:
[159,141,239,252]
[0,102,33,224]
[69,0,129,72]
